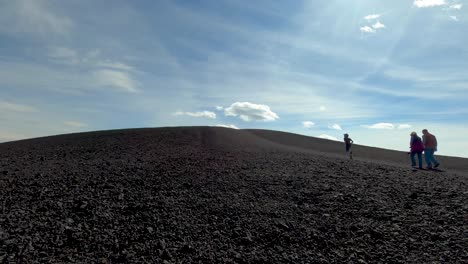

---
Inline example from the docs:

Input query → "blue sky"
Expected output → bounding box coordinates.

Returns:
[1,0,467,157]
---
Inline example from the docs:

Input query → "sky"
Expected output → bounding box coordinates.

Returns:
[1,0,468,158]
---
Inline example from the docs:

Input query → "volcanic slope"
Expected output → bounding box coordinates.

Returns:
[0,126,467,263]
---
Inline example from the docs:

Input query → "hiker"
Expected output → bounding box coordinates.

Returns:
[409,131,424,169]
[344,133,353,159]
[422,129,440,169]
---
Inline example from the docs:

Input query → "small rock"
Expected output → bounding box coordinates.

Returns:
[66,218,74,224]
[409,192,418,199]
[147,227,154,234]
[161,249,171,260]
[157,239,166,249]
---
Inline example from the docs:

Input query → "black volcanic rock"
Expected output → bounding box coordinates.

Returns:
[0,127,467,263]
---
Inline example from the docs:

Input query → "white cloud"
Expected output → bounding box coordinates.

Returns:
[0,0,73,36]
[449,4,462,9]
[64,121,88,128]
[413,0,447,8]
[215,106,224,111]
[360,26,376,33]
[93,69,140,93]
[319,106,326,112]
[96,61,134,71]
[364,14,381,20]
[398,124,412,129]
[224,102,279,122]
[48,47,80,65]
[174,111,216,119]
[372,21,385,29]
[450,15,458,21]
[0,101,36,112]
[216,124,239,129]
[318,134,338,141]
[302,121,315,128]
[329,124,342,130]
[362,123,395,129]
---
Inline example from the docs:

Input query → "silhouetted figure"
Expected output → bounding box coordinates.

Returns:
[344,133,353,159]
[409,131,424,169]
[422,129,440,169]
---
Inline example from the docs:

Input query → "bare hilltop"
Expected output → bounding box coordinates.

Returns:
[0,127,466,263]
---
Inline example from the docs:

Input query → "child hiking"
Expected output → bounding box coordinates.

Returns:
[344,133,353,159]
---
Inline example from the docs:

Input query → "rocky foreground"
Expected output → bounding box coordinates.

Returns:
[0,127,467,263]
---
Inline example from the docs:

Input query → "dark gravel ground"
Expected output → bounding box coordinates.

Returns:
[0,127,467,263]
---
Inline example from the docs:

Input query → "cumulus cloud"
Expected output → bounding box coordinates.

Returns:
[364,14,381,20]
[94,69,140,93]
[216,124,239,129]
[329,124,342,130]
[372,21,385,29]
[302,121,315,128]
[319,134,338,141]
[0,101,36,112]
[224,102,279,122]
[64,121,88,128]
[174,111,216,119]
[398,124,412,129]
[363,123,395,129]
[413,0,447,8]
[360,26,376,33]
[215,106,224,111]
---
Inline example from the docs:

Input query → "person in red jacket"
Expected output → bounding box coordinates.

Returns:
[409,131,424,169]
[422,129,440,169]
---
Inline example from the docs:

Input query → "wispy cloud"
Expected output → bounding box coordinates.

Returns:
[319,134,338,141]
[362,123,395,129]
[0,101,37,112]
[215,106,224,111]
[398,124,412,129]
[450,15,458,21]
[449,4,463,9]
[216,124,239,129]
[413,0,447,8]
[48,47,80,65]
[0,131,26,141]
[0,0,73,36]
[302,121,315,128]
[329,124,342,130]
[93,70,140,93]
[174,111,216,119]
[224,102,279,122]
[96,61,134,71]
[319,106,326,112]
[64,121,88,128]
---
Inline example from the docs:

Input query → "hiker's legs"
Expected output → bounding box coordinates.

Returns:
[410,152,417,167]
[430,152,439,166]
[424,148,434,168]
[417,152,423,168]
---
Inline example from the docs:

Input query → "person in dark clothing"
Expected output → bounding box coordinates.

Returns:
[344,133,353,159]
[409,131,424,169]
